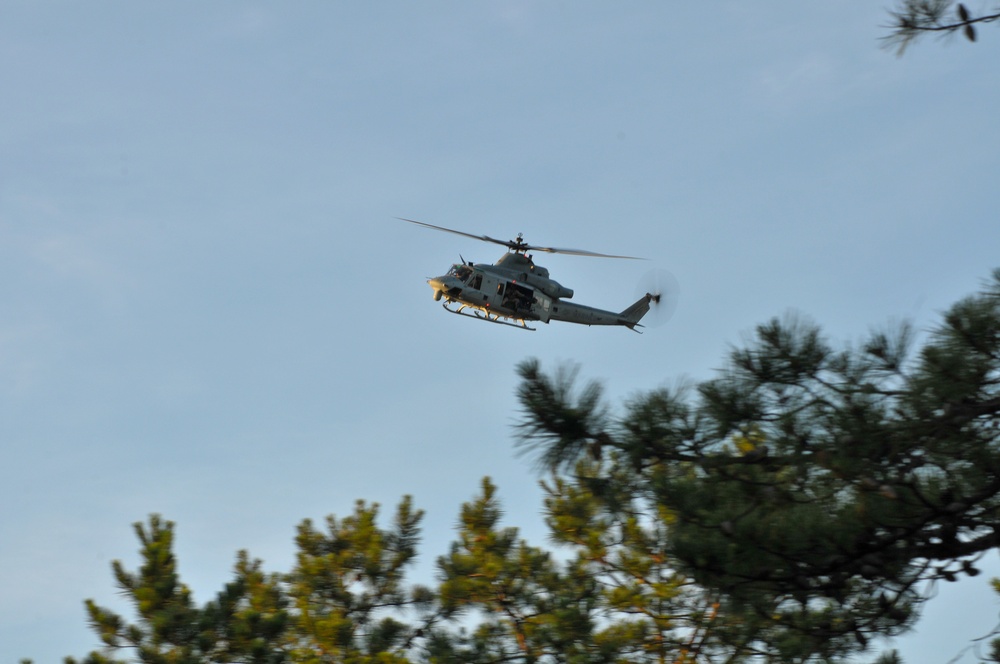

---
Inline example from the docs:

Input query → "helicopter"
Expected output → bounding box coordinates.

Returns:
[402,218,662,332]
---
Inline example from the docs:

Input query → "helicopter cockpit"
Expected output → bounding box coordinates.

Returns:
[447,264,473,283]
[446,263,485,292]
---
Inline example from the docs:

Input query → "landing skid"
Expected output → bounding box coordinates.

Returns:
[443,302,536,331]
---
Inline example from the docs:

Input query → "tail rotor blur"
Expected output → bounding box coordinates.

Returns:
[635,269,679,329]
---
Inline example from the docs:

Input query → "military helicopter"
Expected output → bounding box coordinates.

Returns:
[402,218,662,332]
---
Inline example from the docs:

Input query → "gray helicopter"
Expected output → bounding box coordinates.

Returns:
[402,218,661,332]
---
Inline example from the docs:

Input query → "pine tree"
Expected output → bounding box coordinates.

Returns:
[70,502,435,664]
[284,497,434,663]
[67,516,206,664]
[515,268,1000,661]
[432,476,699,663]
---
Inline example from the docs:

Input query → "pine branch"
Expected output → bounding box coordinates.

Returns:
[885,1,1000,53]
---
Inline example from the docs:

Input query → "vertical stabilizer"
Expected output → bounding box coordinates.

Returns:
[619,293,659,328]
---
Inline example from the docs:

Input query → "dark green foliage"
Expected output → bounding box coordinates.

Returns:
[516,361,609,472]
[516,268,1000,662]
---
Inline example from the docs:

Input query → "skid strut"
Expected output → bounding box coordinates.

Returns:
[443,302,536,331]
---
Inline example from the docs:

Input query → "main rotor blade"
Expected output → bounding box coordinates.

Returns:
[522,244,645,259]
[398,218,513,249]
[399,217,645,259]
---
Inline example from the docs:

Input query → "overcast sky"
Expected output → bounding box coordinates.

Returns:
[3,3,1000,662]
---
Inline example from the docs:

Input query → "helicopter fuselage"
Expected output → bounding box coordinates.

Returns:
[426,252,655,331]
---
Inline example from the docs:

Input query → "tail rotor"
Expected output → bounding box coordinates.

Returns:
[634,269,679,329]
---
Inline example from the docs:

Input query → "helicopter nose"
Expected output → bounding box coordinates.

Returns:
[428,277,451,301]
[428,276,462,301]
[428,277,445,301]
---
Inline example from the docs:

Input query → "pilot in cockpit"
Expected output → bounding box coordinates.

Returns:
[449,264,473,282]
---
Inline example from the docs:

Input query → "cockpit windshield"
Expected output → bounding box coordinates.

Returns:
[447,264,473,283]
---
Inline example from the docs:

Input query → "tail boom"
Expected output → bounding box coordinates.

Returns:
[547,293,658,330]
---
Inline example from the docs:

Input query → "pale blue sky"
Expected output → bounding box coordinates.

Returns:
[3,3,1000,662]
